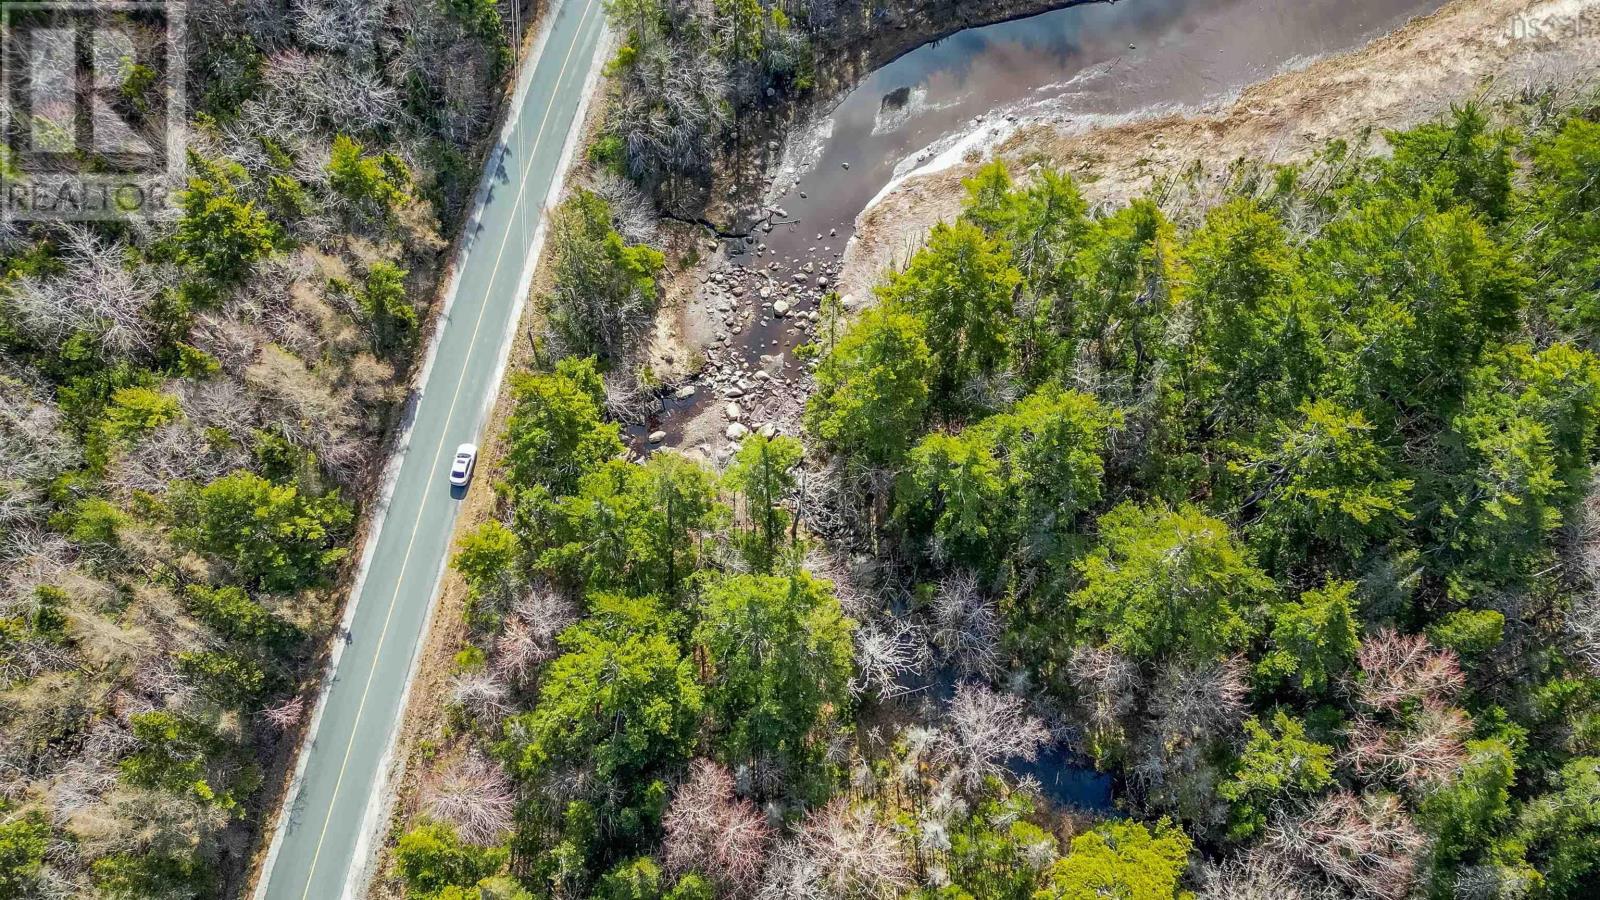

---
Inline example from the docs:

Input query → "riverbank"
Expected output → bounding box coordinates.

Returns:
[650,0,1452,456]
[841,0,1600,298]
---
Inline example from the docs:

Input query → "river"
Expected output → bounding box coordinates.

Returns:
[761,0,1447,265]
[646,0,1447,453]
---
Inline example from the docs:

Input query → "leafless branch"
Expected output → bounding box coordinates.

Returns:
[934,683,1050,794]
[930,572,1003,681]
[759,798,910,900]
[663,759,772,892]
[1354,630,1464,713]
[1267,791,1427,900]
[7,227,161,358]
[421,752,517,846]
[850,618,930,700]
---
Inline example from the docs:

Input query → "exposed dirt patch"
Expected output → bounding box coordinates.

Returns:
[840,0,1600,298]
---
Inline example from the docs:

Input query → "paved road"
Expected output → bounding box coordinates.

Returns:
[256,2,605,897]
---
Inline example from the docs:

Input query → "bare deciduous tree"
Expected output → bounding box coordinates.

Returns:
[1067,644,1141,749]
[794,462,850,541]
[759,799,910,900]
[850,619,930,700]
[1452,864,1539,900]
[930,572,1003,680]
[1566,477,1600,586]
[124,659,185,716]
[189,0,290,49]
[1127,655,1250,828]
[34,860,94,900]
[491,587,579,685]
[492,615,546,685]
[662,759,772,892]
[107,421,251,496]
[292,0,389,54]
[421,752,517,845]
[1565,593,1600,677]
[612,30,731,191]
[1148,655,1248,746]
[7,227,161,358]
[0,377,79,486]
[1344,704,1470,791]
[0,527,73,618]
[449,670,512,725]
[801,546,878,618]
[1197,850,1339,900]
[50,757,122,821]
[603,370,662,427]
[382,0,501,148]
[189,312,265,375]
[1267,791,1427,900]
[242,343,375,485]
[0,626,78,689]
[935,683,1049,794]
[260,695,307,731]
[1355,630,1464,713]
[492,588,580,685]
[588,171,660,245]
[0,378,78,547]
[171,378,262,443]
[264,50,401,133]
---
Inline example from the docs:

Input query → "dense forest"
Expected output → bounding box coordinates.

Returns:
[0,0,516,895]
[394,92,1600,900]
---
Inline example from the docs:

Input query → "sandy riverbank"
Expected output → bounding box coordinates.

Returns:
[839,0,1600,299]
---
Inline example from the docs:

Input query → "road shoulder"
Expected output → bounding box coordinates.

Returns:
[360,20,616,900]
[246,4,572,897]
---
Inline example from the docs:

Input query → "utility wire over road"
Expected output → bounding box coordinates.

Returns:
[255,2,606,897]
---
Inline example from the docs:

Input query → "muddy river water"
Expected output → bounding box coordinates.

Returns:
[646,0,1447,452]
[761,0,1446,264]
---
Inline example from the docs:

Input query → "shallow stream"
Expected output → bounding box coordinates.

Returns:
[644,0,1446,451]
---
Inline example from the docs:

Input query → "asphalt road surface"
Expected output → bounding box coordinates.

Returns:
[255,2,605,896]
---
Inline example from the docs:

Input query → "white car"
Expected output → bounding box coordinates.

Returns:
[448,443,477,487]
